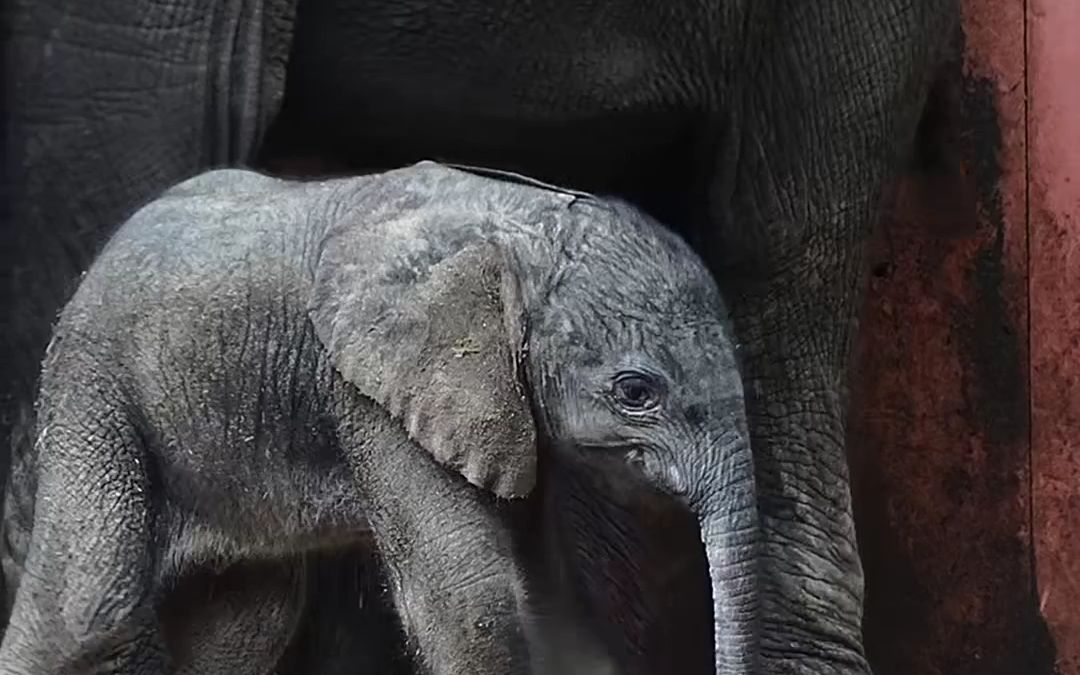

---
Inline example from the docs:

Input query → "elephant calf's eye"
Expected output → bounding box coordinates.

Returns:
[611,372,663,413]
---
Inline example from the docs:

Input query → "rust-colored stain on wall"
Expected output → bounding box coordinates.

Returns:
[851,0,1079,672]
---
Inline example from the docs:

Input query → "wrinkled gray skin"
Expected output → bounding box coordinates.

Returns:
[2,1,962,672]
[0,163,757,674]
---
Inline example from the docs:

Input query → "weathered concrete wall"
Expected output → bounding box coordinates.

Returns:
[850,0,1078,672]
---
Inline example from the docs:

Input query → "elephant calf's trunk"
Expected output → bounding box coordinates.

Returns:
[700,500,760,674]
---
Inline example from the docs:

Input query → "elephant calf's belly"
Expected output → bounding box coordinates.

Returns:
[162,499,376,578]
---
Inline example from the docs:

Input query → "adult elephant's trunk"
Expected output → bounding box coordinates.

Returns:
[697,455,760,674]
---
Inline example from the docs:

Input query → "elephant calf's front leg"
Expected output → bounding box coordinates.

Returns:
[343,416,537,675]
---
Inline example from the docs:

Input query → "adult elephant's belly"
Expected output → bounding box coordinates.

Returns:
[261,0,716,230]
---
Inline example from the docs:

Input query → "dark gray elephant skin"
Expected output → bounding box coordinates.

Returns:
[0,163,757,674]
[2,1,962,672]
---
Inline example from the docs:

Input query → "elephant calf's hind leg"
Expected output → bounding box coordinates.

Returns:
[0,417,166,675]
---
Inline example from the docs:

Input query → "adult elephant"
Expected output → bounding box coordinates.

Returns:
[2,1,960,673]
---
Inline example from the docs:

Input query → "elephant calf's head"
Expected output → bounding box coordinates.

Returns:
[307,161,760,674]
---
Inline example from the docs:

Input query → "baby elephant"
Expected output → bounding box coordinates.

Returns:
[0,162,759,674]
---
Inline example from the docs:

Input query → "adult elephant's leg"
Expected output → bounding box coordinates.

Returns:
[708,2,958,671]
[1,0,296,482]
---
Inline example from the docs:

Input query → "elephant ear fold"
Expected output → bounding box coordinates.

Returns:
[308,235,537,499]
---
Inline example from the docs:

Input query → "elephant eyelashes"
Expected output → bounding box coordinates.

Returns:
[610,371,664,413]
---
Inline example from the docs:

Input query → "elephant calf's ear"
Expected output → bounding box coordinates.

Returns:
[309,240,537,499]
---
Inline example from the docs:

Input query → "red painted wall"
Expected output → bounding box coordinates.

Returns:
[851,0,1079,672]
[1029,0,1080,670]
